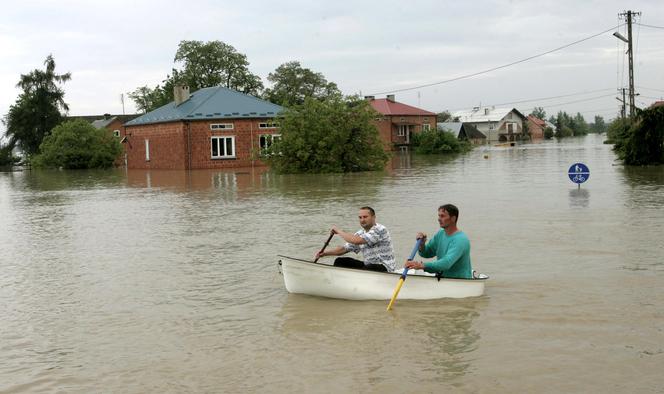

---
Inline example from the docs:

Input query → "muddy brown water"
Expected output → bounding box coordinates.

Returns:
[1,134,662,392]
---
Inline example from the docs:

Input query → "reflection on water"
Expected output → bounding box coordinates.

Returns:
[568,187,590,208]
[2,135,664,392]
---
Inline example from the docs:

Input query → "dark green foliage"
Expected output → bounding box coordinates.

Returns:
[411,129,471,154]
[610,106,664,165]
[3,55,70,156]
[263,61,340,107]
[32,120,122,169]
[264,96,388,173]
[544,127,554,139]
[589,115,607,134]
[437,111,452,123]
[0,142,19,166]
[530,107,546,120]
[553,111,589,138]
[129,40,263,113]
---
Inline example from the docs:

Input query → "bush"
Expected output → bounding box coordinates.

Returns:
[411,129,471,154]
[264,96,388,173]
[613,107,664,165]
[32,119,122,169]
[0,143,20,166]
[544,127,554,139]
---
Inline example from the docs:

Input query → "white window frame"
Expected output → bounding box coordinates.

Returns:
[259,134,282,154]
[397,125,408,137]
[507,122,517,133]
[211,136,236,159]
[258,122,279,129]
[210,123,234,130]
[145,139,150,161]
[113,129,120,137]
[422,124,431,131]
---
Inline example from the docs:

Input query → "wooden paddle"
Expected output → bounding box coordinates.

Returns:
[386,238,423,311]
[313,231,335,263]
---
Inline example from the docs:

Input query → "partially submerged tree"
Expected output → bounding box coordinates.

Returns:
[530,107,546,120]
[610,106,664,165]
[32,119,122,169]
[3,55,71,156]
[263,61,340,107]
[264,96,388,173]
[411,129,471,154]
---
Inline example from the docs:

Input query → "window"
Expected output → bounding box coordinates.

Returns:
[258,122,279,129]
[113,129,120,137]
[211,136,236,158]
[145,139,150,161]
[422,124,431,131]
[210,123,234,130]
[507,123,516,133]
[423,117,429,122]
[397,125,408,136]
[259,134,282,154]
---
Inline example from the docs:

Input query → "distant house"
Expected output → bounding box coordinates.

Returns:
[66,114,140,138]
[650,101,664,109]
[366,95,436,151]
[123,86,284,170]
[526,115,546,140]
[437,122,486,145]
[452,106,527,143]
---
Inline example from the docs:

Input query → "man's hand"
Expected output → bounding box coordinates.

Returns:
[405,260,425,270]
[331,225,341,235]
[314,250,325,260]
[416,232,427,250]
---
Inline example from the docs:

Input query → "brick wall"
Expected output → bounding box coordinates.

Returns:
[371,115,436,150]
[125,119,276,169]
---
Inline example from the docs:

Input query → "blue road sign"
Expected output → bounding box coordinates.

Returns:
[568,162,590,184]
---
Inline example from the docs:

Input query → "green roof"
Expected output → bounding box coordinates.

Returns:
[125,86,284,126]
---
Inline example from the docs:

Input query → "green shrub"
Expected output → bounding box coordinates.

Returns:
[32,119,122,169]
[411,129,471,154]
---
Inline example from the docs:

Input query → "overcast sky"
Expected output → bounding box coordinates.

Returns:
[2,0,663,135]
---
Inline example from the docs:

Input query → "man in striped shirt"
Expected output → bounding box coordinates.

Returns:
[315,206,396,272]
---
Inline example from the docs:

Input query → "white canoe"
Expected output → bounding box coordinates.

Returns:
[278,255,488,300]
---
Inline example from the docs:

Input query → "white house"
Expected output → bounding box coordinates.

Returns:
[452,106,527,143]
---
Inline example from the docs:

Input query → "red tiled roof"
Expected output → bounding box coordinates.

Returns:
[527,115,546,126]
[650,101,664,109]
[369,99,436,116]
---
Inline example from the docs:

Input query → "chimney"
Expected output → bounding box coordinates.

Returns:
[174,85,190,106]
[364,95,375,101]
[484,107,490,115]
[386,94,395,102]
[103,113,111,120]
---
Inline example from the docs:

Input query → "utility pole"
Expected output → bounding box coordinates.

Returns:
[618,10,640,118]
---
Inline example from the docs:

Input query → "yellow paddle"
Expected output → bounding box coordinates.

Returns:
[387,238,423,311]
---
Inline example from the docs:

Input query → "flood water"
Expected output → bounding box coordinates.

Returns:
[1,134,663,393]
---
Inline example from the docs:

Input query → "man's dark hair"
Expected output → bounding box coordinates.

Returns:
[439,204,459,221]
[360,206,376,216]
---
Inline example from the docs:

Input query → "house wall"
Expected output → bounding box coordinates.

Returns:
[371,115,436,150]
[465,111,525,143]
[527,119,545,139]
[125,118,277,170]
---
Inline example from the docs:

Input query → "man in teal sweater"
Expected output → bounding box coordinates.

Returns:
[405,204,473,279]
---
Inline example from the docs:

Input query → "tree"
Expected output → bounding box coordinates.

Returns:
[128,40,263,112]
[173,40,263,95]
[263,61,340,106]
[3,55,71,156]
[264,96,388,173]
[32,119,122,169]
[437,111,452,123]
[573,112,589,136]
[589,115,607,134]
[531,107,546,120]
[411,129,471,154]
[543,127,554,139]
[610,106,664,165]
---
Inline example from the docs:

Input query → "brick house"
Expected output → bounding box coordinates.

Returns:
[366,95,436,150]
[123,86,283,170]
[526,115,546,140]
[452,106,527,143]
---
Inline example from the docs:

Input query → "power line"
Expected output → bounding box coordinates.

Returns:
[369,24,622,95]
[637,86,664,93]
[490,88,615,107]
[535,93,616,109]
[636,22,664,29]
